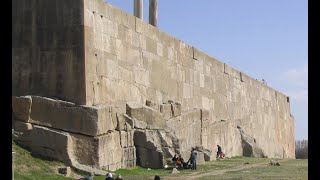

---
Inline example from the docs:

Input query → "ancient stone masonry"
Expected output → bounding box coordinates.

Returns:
[12,0,295,172]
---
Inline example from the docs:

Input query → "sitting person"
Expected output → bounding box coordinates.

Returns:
[175,155,185,169]
[172,154,178,168]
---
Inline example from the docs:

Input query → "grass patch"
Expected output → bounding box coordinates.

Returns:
[13,140,308,180]
[12,140,75,180]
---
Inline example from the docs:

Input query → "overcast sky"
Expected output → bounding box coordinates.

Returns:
[106,0,308,140]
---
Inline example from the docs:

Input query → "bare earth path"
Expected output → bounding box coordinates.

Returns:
[163,159,289,180]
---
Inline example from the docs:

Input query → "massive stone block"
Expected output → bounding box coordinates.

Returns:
[12,96,32,122]
[21,96,117,136]
[126,102,166,129]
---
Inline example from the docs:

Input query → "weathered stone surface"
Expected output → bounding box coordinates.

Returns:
[14,121,33,132]
[12,0,296,172]
[12,96,32,122]
[29,96,117,136]
[237,126,266,158]
[126,102,166,129]
[119,130,134,148]
[133,118,148,130]
[136,147,163,169]
[195,145,212,161]
[14,122,132,172]
[196,151,205,165]
[121,147,136,168]
[133,129,179,168]
[116,113,133,131]
[160,103,172,119]
[14,125,72,163]
[146,100,159,112]
[171,102,181,117]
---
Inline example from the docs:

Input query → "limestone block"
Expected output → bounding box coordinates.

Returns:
[136,147,164,169]
[160,103,172,119]
[134,130,161,150]
[195,146,212,161]
[120,11,135,30]
[171,102,181,117]
[15,125,71,163]
[133,118,148,130]
[126,102,166,130]
[195,151,205,165]
[12,96,32,122]
[158,130,179,149]
[121,147,136,168]
[146,100,160,112]
[146,37,158,55]
[119,130,134,148]
[97,132,123,170]
[116,113,132,131]
[14,121,33,132]
[29,96,117,136]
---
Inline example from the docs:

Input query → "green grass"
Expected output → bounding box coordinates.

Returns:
[199,158,308,180]
[12,140,75,180]
[13,140,308,180]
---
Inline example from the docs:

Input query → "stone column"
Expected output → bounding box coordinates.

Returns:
[134,0,143,20]
[149,0,158,27]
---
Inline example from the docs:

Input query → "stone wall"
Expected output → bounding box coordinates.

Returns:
[82,0,294,159]
[12,0,295,172]
[12,0,86,104]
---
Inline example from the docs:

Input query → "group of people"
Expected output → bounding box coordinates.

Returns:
[80,145,225,180]
[171,148,198,170]
[171,145,225,171]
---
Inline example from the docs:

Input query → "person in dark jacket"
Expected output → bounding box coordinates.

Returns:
[189,148,197,170]
[216,145,225,158]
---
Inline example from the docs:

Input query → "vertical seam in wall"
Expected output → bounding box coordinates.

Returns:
[81,0,87,105]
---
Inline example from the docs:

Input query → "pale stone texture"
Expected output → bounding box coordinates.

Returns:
[12,96,32,122]
[12,0,295,172]
[24,96,117,136]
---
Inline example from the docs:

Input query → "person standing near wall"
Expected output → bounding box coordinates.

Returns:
[189,148,197,170]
